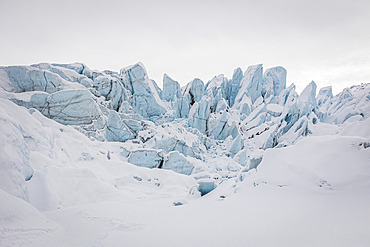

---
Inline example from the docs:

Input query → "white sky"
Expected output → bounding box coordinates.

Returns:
[0,0,369,94]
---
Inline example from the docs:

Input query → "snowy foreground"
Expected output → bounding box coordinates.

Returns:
[0,62,369,246]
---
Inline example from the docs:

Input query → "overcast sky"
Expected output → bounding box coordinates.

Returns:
[1,0,369,94]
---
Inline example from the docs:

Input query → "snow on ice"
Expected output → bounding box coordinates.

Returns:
[0,62,369,246]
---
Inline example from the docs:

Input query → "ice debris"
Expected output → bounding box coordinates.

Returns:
[162,151,194,175]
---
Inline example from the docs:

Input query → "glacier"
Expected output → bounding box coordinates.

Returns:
[1,62,369,179]
[0,61,369,246]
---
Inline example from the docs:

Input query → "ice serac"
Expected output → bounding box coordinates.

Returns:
[235,64,263,104]
[205,74,225,93]
[317,86,333,106]
[162,151,194,175]
[120,63,166,119]
[298,81,317,116]
[225,67,243,107]
[151,79,162,96]
[93,75,114,97]
[93,75,129,111]
[216,99,228,112]
[184,78,205,104]
[161,74,181,101]
[266,103,283,117]
[320,84,370,124]
[179,78,206,118]
[229,135,244,156]
[106,111,135,142]
[128,149,164,169]
[262,66,287,97]
[52,62,93,79]
[238,95,253,116]
[233,149,249,167]
[315,86,333,121]
[188,96,211,133]
[176,96,191,118]
[279,84,300,132]
[205,74,227,112]
[45,90,101,125]
[32,63,94,88]
[121,63,146,82]
[6,66,64,93]
[11,89,101,125]
[209,111,230,140]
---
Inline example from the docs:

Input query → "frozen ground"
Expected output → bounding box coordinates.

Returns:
[0,62,369,246]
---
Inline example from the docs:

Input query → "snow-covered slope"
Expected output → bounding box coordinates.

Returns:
[0,62,369,246]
